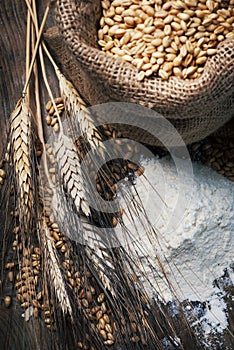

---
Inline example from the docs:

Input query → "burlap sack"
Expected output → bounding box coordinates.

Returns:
[49,0,234,145]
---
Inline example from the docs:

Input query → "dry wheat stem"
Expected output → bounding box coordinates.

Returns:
[22,4,50,95]
[54,133,90,216]
[10,98,33,224]
[39,218,73,316]
[26,0,32,97]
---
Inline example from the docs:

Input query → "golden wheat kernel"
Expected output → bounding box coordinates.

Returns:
[157,57,164,65]
[155,10,168,18]
[144,16,153,27]
[105,17,114,26]
[173,67,182,77]
[136,23,145,31]
[107,335,115,343]
[142,62,152,71]
[171,21,181,31]
[97,293,105,303]
[177,12,190,21]
[134,16,143,25]
[173,55,183,66]
[171,0,185,10]
[142,56,149,65]
[166,53,177,61]
[206,48,217,55]
[138,69,145,81]
[227,17,234,25]
[154,19,164,29]
[179,36,187,44]
[187,66,197,76]
[154,30,165,39]
[181,20,188,32]
[50,118,57,127]
[136,59,143,70]
[198,49,207,58]
[123,8,136,17]
[196,56,207,65]
[103,340,114,346]
[4,295,11,308]
[45,100,52,111]
[217,34,225,41]
[151,37,162,46]
[187,27,196,36]
[184,53,194,67]
[99,39,106,47]
[142,5,154,17]
[104,41,114,51]
[226,32,234,39]
[195,9,204,18]
[154,3,161,12]
[99,318,106,329]
[114,6,123,15]
[143,26,155,34]
[162,36,171,48]
[186,0,198,6]
[217,9,230,18]
[101,0,110,10]
[171,41,178,52]
[192,17,202,25]
[165,47,176,54]
[152,51,165,59]
[105,323,112,333]
[100,330,107,340]
[123,16,135,26]
[186,40,194,53]
[145,46,156,55]
[162,62,174,72]
[163,15,173,24]
[180,44,188,57]
[112,0,123,6]
[143,34,154,43]
[163,24,171,35]
[123,54,134,62]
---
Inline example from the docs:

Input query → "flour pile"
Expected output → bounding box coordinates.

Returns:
[121,156,233,347]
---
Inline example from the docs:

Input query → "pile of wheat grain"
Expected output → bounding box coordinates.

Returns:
[98,0,234,80]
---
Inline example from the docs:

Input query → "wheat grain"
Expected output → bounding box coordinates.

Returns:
[39,219,72,316]
[10,98,33,223]
[99,0,234,80]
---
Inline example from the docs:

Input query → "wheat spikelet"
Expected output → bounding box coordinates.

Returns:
[54,132,90,216]
[56,70,104,152]
[10,98,33,224]
[79,215,117,294]
[39,218,72,316]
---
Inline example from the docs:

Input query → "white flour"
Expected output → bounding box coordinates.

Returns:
[122,156,233,342]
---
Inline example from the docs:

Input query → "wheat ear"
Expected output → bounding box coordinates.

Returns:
[39,218,73,316]
[56,70,104,152]
[54,133,90,216]
[10,98,33,224]
[79,215,118,295]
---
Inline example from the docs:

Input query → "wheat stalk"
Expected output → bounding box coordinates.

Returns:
[10,98,34,224]
[39,218,73,316]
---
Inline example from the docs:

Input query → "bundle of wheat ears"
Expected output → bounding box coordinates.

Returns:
[0,1,233,350]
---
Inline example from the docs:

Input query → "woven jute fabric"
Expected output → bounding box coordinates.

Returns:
[52,0,234,145]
